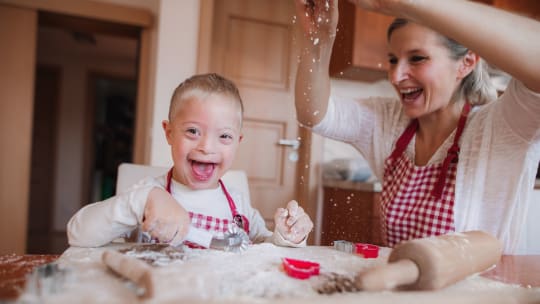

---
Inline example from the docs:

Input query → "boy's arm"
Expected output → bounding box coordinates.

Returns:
[67,180,158,247]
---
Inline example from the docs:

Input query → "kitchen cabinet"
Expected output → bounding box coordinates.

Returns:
[330,0,539,82]
[320,180,383,246]
[330,0,392,82]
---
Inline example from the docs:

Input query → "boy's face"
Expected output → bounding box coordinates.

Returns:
[163,93,242,190]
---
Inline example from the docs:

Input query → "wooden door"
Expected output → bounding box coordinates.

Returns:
[209,0,301,228]
[0,5,37,254]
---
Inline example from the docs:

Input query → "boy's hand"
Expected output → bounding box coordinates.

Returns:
[142,187,190,246]
[274,200,314,244]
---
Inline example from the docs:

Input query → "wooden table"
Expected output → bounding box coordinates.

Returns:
[0,253,539,301]
[0,253,60,301]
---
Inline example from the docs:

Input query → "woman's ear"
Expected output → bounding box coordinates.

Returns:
[458,51,479,79]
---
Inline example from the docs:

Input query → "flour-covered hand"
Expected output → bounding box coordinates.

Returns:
[274,200,314,244]
[294,0,338,46]
[142,187,190,246]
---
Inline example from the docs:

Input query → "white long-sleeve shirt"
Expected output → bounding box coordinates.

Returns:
[313,79,540,254]
[67,175,304,248]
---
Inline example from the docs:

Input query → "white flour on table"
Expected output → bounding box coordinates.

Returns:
[17,243,540,304]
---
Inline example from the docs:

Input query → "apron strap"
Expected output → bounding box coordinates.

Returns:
[219,180,250,234]
[389,119,419,161]
[431,102,471,199]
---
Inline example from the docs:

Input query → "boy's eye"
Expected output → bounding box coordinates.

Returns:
[220,133,233,140]
[388,56,398,65]
[186,127,200,136]
[220,133,235,144]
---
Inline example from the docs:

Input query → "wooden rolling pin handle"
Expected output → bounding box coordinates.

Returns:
[102,250,154,299]
[355,259,420,291]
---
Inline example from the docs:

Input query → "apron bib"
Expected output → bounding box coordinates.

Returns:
[138,169,250,246]
[380,103,470,247]
[165,168,250,236]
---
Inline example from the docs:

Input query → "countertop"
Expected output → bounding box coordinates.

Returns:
[2,245,540,303]
[323,179,382,192]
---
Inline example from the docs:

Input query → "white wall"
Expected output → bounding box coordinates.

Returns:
[149,0,201,167]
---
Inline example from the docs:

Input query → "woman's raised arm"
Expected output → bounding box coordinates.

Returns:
[349,0,540,92]
[294,0,338,127]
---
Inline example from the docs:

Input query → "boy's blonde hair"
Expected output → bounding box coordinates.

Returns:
[168,73,244,121]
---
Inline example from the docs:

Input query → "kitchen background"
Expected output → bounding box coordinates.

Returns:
[0,0,538,255]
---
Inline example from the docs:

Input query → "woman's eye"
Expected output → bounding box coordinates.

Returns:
[410,55,427,63]
[388,57,398,65]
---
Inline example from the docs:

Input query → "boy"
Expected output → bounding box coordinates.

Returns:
[68,73,313,248]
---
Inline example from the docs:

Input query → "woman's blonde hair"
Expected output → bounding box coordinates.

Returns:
[387,18,497,105]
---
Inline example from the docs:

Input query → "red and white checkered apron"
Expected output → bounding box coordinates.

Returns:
[380,103,471,247]
[165,169,250,246]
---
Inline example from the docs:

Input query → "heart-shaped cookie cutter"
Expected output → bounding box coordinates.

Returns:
[282,257,320,280]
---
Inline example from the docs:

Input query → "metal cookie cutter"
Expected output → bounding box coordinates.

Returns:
[210,225,250,253]
[184,225,250,253]
[333,240,379,258]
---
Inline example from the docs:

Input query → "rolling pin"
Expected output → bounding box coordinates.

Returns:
[355,230,503,291]
[102,250,154,299]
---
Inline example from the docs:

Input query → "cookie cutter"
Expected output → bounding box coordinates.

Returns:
[183,224,249,253]
[333,240,379,258]
[282,257,320,280]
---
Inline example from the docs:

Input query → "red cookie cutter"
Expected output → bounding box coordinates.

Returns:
[282,257,320,280]
[355,243,379,258]
[334,240,380,258]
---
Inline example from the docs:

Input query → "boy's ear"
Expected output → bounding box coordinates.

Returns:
[458,50,479,80]
[162,120,172,145]
[239,134,243,143]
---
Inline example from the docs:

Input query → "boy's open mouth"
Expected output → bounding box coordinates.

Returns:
[191,160,216,181]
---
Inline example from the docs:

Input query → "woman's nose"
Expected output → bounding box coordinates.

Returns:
[389,61,409,85]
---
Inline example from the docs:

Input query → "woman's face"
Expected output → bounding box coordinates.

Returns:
[387,23,462,119]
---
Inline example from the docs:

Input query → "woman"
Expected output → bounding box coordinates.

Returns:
[294,0,540,253]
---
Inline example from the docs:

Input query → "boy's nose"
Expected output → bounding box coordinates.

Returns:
[196,136,216,154]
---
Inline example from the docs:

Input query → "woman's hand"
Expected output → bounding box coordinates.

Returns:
[274,200,314,244]
[294,0,338,48]
[142,187,190,246]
